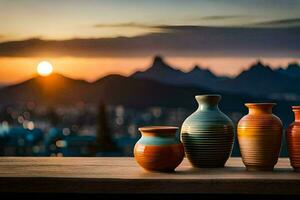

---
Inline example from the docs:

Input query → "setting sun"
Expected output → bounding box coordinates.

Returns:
[37,61,53,76]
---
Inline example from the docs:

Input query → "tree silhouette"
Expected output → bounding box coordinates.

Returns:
[47,106,59,127]
[94,101,117,153]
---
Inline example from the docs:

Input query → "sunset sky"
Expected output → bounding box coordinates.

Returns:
[0,0,300,84]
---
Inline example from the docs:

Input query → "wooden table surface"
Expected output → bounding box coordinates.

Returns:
[0,157,300,194]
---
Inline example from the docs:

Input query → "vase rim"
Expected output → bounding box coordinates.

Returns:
[139,126,178,132]
[292,106,300,110]
[245,103,276,107]
[195,94,221,98]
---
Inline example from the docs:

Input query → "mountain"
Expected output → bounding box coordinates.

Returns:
[91,74,253,110]
[182,65,230,87]
[132,57,300,101]
[132,56,185,84]
[212,61,300,100]
[0,73,91,105]
[132,55,227,88]
[0,72,253,113]
[92,74,206,108]
[1,57,300,109]
[276,63,300,78]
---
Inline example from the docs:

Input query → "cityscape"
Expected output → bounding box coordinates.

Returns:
[0,97,192,157]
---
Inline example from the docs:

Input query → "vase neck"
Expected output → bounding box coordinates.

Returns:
[196,95,221,111]
[293,107,300,122]
[246,103,275,115]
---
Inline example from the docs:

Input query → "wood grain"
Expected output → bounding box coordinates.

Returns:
[0,157,299,194]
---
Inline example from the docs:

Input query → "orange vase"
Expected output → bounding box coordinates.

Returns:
[238,103,283,171]
[286,106,300,171]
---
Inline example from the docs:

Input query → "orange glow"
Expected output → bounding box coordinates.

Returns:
[0,56,300,84]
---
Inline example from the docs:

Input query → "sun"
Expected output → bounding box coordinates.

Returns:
[37,61,53,76]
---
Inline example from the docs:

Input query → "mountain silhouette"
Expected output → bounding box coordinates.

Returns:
[1,57,295,107]
[132,55,226,88]
[0,73,91,105]
[132,55,185,84]
[276,63,300,78]
[1,56,300,109]
[214,61,300,99]
[0,71,254,113]
[182,65,230,87]
[133,57,300,100]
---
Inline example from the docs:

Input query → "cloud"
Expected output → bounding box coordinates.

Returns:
[93,16,251,30]
[199,15,250,21]
[93,22,211,31]
[94,22,159,29]
[0,26,299,58]
[249,18,300,27]
[93,17,300,31]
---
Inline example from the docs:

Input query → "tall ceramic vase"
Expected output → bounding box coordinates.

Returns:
[238,103,283,171]
[286,106,300,171]
[181,95,234,168]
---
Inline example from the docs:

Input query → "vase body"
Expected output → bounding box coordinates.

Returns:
[181,95,234,168]
[286,106,300,171]
[238,103,283,171]
[134,126,184,172]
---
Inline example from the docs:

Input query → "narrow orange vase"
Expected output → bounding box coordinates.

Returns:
[286,106,300,171]
[238,103,283,171]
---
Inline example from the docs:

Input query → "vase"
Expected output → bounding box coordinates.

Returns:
[238,103,283,171]
[180,95,234,168]
[286,106,300,171]
[134,126,184,172]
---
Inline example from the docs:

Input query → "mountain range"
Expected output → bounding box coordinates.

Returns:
[132,56,300,101]
[1,56,300,107]
[0,55,299,105]
[132,56,229,88]
[0,72,252,112]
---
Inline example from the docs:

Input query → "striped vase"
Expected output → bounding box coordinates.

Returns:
[134,126,184,172]
[238,103,283,171]
[181,95,234,168]
[286,106,300,171]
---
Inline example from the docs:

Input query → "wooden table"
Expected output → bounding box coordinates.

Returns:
[0,157,300,195]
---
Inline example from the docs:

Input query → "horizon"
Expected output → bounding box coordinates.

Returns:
[1,55,300,86]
